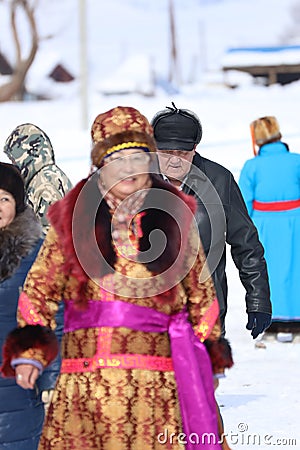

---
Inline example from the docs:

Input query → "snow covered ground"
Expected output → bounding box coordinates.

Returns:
[1,0,300,448]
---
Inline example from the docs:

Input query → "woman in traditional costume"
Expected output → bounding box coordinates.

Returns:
[1,106,233,450]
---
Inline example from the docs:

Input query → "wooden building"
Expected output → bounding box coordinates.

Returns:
[222,46,300,86]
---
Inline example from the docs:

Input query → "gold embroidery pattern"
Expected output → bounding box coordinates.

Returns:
[18,292,46,325]
[182,225,221,341]
[194,297,220,342]
[19,225,220,449]
[39,370,182,450]
[18,227,65,330]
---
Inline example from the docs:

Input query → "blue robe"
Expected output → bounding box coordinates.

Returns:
[0,241,44,450]
[239,141,300,321]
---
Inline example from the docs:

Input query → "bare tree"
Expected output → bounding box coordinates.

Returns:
[0,0,38,102]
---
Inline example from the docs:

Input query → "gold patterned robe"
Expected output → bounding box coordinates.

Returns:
[14,215,222,450]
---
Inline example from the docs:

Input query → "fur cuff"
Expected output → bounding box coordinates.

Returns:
[1,324,59,377]
[204,337,234,374]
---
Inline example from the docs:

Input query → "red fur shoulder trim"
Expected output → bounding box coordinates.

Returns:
[45,175,199,308]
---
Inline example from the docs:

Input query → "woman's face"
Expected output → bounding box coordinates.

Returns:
[98,148,151,200]
[0,189,16,229]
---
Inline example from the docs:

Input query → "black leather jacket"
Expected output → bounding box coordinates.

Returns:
[182,153,271,335]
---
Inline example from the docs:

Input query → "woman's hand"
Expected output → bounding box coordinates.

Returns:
[15,364,39,389]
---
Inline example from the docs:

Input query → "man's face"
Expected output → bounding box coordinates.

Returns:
[157,149,195,183]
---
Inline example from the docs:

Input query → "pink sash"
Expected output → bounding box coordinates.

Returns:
[62,299,221,449]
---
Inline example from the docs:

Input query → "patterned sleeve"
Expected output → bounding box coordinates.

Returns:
[17,226,67,330]
[181,222,220,341]
[181,223,233,374]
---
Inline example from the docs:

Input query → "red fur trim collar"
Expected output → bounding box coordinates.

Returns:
[48,175,197,306]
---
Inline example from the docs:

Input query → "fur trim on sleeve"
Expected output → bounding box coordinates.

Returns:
[1,324,59,377]
[203,337,234,374]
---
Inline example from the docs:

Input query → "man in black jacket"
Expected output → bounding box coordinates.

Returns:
[151,103,272,338]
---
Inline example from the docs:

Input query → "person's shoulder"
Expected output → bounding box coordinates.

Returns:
[49,165,72,185]
[42,164,67,176]
[289,151,300,160]
[287,152,300,170]
[240,156,257,169]
[204,156,231,172]
[194,153,234,178]
[31,164,72,187]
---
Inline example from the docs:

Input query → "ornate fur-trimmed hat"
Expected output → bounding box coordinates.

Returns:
[250,116,282,147]
[0,162,26,214]
[90,106,157,167]
[151,102,203,151]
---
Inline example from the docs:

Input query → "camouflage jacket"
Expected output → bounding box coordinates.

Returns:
[4,123,73,234]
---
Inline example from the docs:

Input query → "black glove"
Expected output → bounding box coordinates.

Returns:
[246,312,272,339]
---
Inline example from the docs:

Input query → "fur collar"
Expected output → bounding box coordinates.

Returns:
[0,207,42,281]
[48,174,197,306]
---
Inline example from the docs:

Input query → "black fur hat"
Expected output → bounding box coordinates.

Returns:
[151,102,203,151]
[0,162,26,214]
